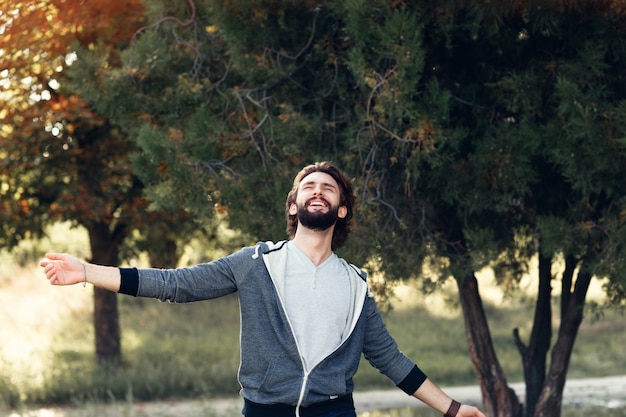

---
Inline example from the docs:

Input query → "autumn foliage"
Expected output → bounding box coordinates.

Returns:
[1,0,146,242]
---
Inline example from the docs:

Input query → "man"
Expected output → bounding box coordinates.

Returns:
[41,162,486,417]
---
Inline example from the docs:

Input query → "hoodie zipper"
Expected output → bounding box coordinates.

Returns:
[271,278,310,417]
[285,280,368,417]
[295,372,309,417]
[273,291,310,417]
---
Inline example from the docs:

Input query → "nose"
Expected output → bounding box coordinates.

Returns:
[312,184,324,196]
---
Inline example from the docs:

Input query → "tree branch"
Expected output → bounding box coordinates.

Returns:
[132,0,197,40]
[513,328,528,356]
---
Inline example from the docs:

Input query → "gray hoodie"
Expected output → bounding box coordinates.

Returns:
[119,240,427,413]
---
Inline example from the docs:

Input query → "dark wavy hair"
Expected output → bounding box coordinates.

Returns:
[285,161,356,250]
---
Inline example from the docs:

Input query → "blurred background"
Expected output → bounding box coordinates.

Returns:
[1,1,625,416]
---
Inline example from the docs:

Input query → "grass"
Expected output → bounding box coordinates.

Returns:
[1,226,625,415]
[361,405,626,417]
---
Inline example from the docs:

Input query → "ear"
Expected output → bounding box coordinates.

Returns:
[289,203,298,215]
[338,206,347,219]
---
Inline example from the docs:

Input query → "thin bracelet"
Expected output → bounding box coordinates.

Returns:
[444,400,461,417]
[82,263,87,287]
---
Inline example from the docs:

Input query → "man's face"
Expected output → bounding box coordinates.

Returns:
[290,172,347,232]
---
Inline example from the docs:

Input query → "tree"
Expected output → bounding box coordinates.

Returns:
[336,2,626,417]
[0,0,201,365]
[62,0,626,416]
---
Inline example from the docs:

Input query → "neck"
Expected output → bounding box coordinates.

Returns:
[291,225,334,266]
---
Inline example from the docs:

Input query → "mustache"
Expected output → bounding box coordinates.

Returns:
[305,197,330,207]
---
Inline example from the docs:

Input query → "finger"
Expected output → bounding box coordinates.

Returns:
[44,253,65,260]
[45,265,59,283]
[41,253,68,268]
[47,270,56,284]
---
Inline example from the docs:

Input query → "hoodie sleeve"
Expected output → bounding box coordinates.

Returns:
[121,247,254,303]
[361,295,427,395]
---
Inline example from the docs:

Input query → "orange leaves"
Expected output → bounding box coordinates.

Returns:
[403,119,436,148]
[137,113,153,122]
[18,197,30,214]
[214,202,229,215]
[0,2,65,70]
[19,95,104,143]
[168,127,184,142]
[48,95,89,115]
[49,0,146,47]
[278,103,298,122]
[0,0,145,134]
[157,162,168,174]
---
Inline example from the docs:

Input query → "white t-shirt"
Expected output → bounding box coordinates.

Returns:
[283,241,352,370]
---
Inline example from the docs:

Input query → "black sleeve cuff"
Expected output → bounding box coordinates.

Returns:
[397,365,428,395]
[119,267,139,296]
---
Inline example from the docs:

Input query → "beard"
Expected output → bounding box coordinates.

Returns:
[297,200,339,231]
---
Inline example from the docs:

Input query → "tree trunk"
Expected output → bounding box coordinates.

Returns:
[456,272,522,417]
[533,265,592,417]
[93,287,121,365]
[513,253,553,417]
[87,221,127,366]
[148,238,179,269]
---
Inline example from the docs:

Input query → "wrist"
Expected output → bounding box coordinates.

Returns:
[444,400,461,417]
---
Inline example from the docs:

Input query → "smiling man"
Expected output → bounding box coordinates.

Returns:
[41,161,485,417]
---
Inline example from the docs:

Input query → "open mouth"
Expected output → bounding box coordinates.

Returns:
[306,198,329,209]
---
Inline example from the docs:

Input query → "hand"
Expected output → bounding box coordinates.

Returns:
[40,253,86,286]
[458,404,486,417]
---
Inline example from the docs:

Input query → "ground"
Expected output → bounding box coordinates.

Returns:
[5,375,625,417]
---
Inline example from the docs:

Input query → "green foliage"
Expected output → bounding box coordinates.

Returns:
[0,222,90,268]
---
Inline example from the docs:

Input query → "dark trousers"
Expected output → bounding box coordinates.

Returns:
[321,411,356,417]
[243,394,356,417]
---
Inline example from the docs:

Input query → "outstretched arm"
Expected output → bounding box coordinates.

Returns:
[413,378,486,417]
[40,253,121,292]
